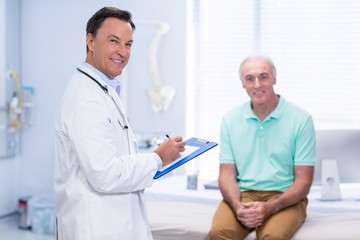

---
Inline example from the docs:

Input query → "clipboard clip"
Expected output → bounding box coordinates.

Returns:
[195,138,209,144]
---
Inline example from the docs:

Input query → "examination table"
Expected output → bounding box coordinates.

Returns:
[147,200,360,240]
[146,176,360,240]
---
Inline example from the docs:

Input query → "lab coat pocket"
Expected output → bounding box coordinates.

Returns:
[88,194,132,238]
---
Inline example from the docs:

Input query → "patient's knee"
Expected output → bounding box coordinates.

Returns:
[209,225,247,240]
[257,229,293,240]
[208,228,230,240]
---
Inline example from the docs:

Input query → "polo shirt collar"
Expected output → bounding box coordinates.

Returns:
[245,95,285,121]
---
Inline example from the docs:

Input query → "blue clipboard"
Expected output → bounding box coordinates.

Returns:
[153,137,218,179]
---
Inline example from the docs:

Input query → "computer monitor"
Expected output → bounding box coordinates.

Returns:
[313,129,360,185]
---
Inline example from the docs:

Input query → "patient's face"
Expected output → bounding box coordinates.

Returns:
[241,59,276,107]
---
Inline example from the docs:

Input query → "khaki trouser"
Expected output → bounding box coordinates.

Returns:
[209,191,308,240]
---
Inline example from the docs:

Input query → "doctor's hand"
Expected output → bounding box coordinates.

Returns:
[154,136,186,166]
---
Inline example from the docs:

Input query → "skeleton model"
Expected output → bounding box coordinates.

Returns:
[147,22,175,112]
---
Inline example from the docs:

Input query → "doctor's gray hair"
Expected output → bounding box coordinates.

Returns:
[239,54,277,81]
[85,6,136,52]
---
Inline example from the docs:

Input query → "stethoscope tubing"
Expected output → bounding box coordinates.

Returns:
[76,67,132,153]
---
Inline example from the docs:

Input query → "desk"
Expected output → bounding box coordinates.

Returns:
[146,175,221,204]
[307,183,360,213]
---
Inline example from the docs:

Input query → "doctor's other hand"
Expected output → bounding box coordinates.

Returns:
[154,136,186,166]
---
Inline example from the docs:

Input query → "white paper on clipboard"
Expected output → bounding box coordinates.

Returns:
[159,145,200,171]
[153,137,218,179]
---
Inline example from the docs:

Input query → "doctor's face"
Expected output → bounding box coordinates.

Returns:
[86,17,133,79]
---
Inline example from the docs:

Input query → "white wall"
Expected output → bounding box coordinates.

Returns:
[0,0,21,216]
[16,0,187,199]
[0,0,4,106]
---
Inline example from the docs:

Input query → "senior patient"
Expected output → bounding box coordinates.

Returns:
[209,54,316,240]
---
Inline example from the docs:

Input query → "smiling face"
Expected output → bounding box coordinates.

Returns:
[240,58,277,107]
[86,17,133,79]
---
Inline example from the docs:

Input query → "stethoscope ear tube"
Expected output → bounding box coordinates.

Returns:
[76,68,109,93]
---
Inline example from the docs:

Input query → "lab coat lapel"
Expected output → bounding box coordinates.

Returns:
[107,86,139,154]
[77,65,128,123]
[106,87,128,124]
[77,65,136,153]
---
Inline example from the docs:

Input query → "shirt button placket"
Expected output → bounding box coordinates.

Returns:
[259,124,264,138]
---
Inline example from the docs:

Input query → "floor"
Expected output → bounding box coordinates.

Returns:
[0,213,54,240]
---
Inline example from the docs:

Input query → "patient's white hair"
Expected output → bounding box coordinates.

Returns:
[239,54,277,81]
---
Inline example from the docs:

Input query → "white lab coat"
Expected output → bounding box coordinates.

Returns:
[54,65,159,240]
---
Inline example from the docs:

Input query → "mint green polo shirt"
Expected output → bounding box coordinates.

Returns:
[219,96,316,192]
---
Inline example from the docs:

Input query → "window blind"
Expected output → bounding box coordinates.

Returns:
[189,0,360,181]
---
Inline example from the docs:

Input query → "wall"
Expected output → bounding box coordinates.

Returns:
[0,0,4,106]
[17,0,187,199]
[0,0,20,216]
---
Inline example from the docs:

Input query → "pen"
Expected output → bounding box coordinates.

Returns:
[166,134,171,140]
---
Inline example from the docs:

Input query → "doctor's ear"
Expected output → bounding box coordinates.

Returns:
[86,33,95,52]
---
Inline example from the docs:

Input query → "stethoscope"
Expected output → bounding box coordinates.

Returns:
[77,67,133,153]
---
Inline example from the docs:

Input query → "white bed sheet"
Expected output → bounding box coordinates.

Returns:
[147,201,360,240]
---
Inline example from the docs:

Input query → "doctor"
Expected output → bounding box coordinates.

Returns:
[54,7,186,240]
